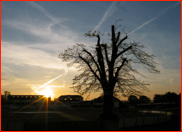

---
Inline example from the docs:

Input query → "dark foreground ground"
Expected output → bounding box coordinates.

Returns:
[119,113,181,131]
[1,108,160,123]
[1,107,181,131]
[119,107,181,131]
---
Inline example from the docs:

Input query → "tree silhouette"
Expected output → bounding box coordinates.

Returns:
[153,94,162,103]
[154,92,181,106]
[59,22,160,119]
[163,92,178,102]
[128,95,139,104]
[139,95,151,103]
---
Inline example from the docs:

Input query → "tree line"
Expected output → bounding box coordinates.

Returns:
[128,92,181,105]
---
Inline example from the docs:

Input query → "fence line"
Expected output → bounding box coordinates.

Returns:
[118,113,172,129]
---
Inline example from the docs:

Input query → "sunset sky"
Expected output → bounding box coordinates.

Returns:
[1,1,181,100]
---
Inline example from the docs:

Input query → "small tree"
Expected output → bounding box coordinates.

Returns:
[59,22,160,119]
[139,95,151,103]
[153,94,163,103]
[163,92,178,102]
[128,95,139,104]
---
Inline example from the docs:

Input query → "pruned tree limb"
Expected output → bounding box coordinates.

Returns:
[83,48,102,76]
[115,58,127,78]
[117,36,128,47]
[116,45,132,59]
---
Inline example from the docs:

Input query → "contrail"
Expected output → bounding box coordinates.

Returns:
[128,2,180,35]
[26,1,69,30]
[38,71,67,90]
[26,1,58,22]
[32,69,68,94]
[93,1,117,31]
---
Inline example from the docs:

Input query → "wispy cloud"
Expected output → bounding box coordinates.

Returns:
[1,41,68,70]
[93,1,117,31]
[1,66,30,86]
[128,1,180,35]
[4,20,77,45]
[170,78,174,85]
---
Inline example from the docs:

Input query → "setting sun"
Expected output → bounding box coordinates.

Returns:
[39,86,54,98]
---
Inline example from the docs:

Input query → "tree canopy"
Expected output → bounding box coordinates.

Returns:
[59,24,160,97]
[153,92,180,103]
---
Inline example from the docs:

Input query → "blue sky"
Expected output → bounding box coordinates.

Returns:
[1,1,181,100]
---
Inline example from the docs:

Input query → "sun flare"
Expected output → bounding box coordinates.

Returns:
[39,86,54,98]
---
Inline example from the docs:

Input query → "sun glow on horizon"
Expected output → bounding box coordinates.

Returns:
[39,86,54,99]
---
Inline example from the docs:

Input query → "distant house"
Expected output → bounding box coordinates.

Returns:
[92,96,104,108]
[58,95,83,102]
[7,95,51,108]
[92,96,122,108]
[56,95,83,108]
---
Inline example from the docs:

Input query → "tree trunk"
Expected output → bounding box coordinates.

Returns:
[99,88,118,119]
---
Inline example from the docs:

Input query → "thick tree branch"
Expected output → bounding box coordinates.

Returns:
[111,25,117,62]
[117,36,128,47]
[115,32,120,44]
[110,25,118,85]
[116,45,132,58]
[103,44,110,66]
[96,35,107,82]
[111,25,116,45]
[115,58,127,78]
[83,48,102,76]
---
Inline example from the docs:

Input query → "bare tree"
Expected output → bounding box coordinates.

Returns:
[59,23,160,119]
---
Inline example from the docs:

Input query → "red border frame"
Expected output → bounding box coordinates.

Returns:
[0,1,181,132]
